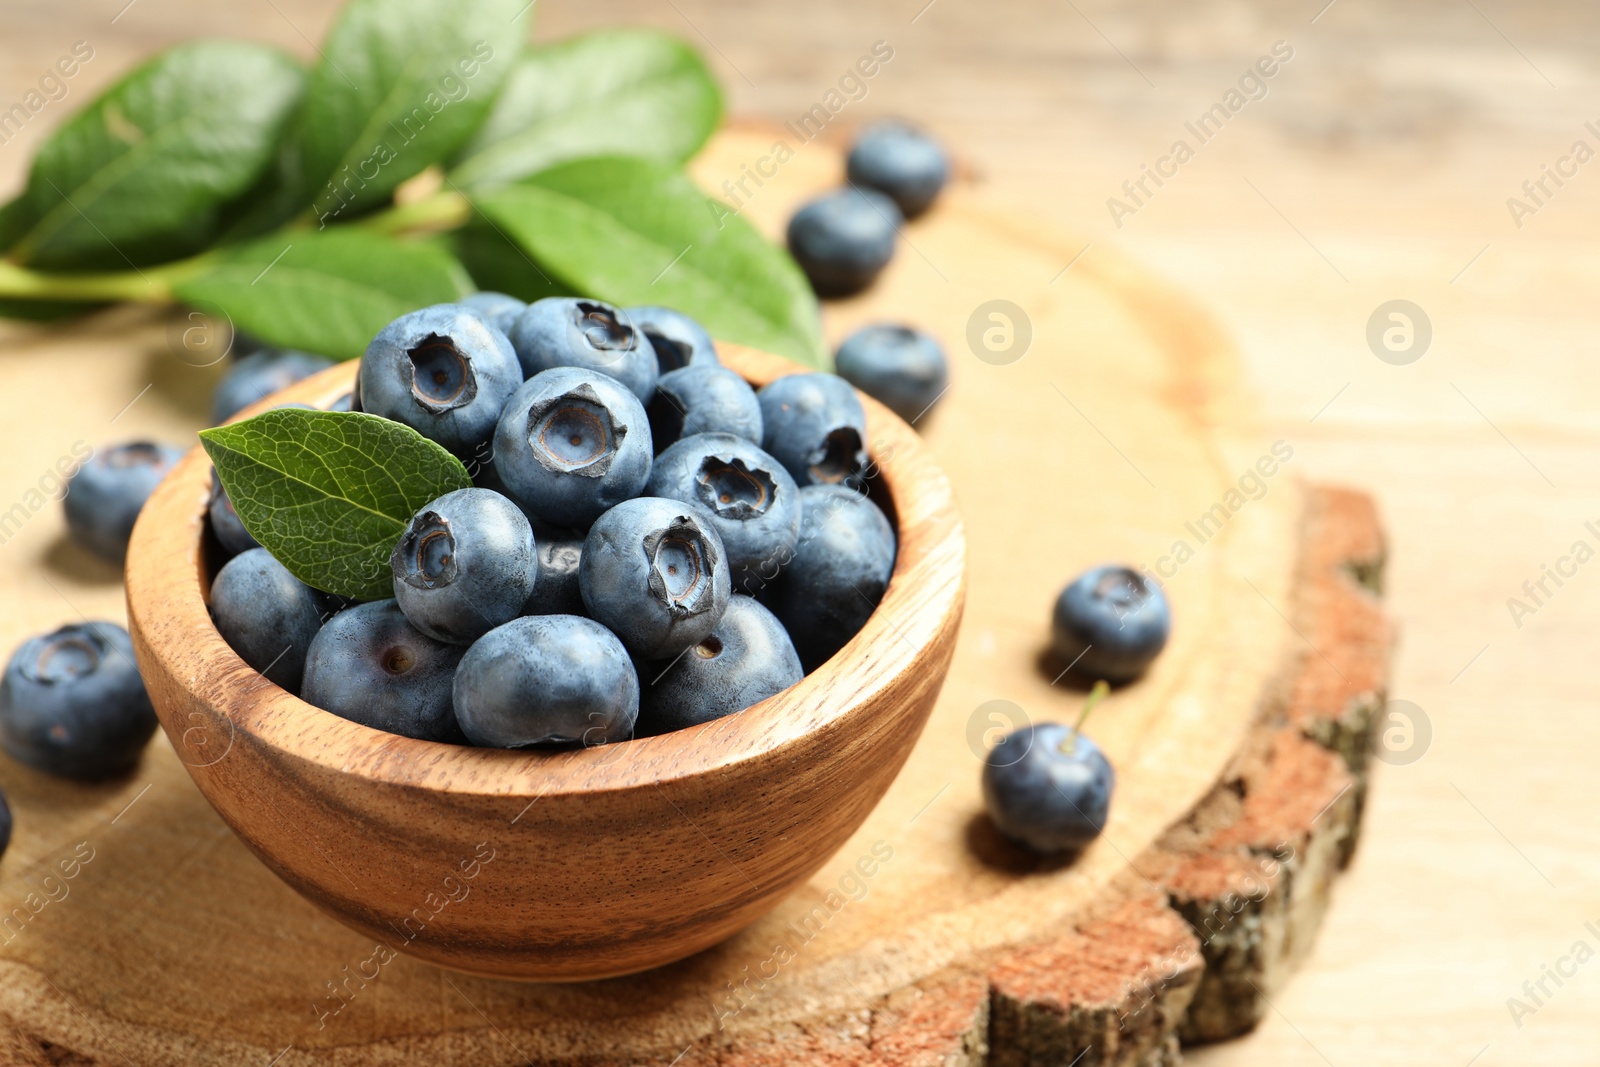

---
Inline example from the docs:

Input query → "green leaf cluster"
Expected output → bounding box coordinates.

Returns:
[0,1,827,367]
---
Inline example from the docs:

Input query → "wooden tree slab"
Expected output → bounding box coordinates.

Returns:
[0,127,1390,1065]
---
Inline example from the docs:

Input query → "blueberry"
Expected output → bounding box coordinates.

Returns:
[580,497,731,659]
[390,488,536,645]
[623,305,719,373]
[846,120,950,219]
[983,722,1114,853]
[301,600,466,743]
[453,615,638,748]
[520,521,586,617]
[757,373,869,490]
[208,474,259,558]
[63,442,184,564]
[356,304,522,464]
[211,548,324,694]
[0,622,157,779]
[493,367,653,530]
[645,433,799,591]
[648,364,763,452]
[460,291,527,336]
[786,187,900,297]
[509,297,659,402]
[1052,565,1170,684]
[763,485,895,671]
[211,349,334,424]
[834,323,949,425]
[637,595,802,735]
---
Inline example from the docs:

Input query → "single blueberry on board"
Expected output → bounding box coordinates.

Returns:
[757,373,870,490]
[645,433,799,590]
[301,600,466,743]
[846,120,951,218]
[786,187,900,297]
[390,487,537,645]
[510,297,660,402]
[0,622,157,779]
[493,367,653,530]
[453,615,638,748]
[580,497,732,659]
[982,721,1115,854]
[63,442,184,565]
[211,349,334,424]
[762,484,896,671]
[637,595,803,735]
[459,291,528,336]
[648,364,763,452]
[212,548,325,695]
[834,323,949,425]
[1051,565,1171,684]
[623,305,719,373]
[356,303,523,462]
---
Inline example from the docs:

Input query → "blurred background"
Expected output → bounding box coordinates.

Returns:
[3,1,1596,1063]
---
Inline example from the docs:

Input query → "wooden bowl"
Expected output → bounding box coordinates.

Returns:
[124,343,965,982]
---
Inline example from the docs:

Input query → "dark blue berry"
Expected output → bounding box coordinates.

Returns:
[580,497,731,659]
[357,304,522,462]
[834,323,949,425]
[390,488,537,645]
[624,305,719,373]
[645,433,799,590]
[0,622,156,779]
[520,520,586,617]
[208,473,259,557]
[648,364,763,452]
[63,442,184,564]
[764,485,895,671]
[510,297,659,402]
[757,373,869,490]
[637,595,802,735]
[459,291,527,336]
[493,367,653,530]
[453,615,638,748]
[1052,565,1170,683]
[301,600,466,743]
[212,349,333,424]
[786,188,900,297]
[983,723,1114,853]
[846,120,950,218]
[211,548,325,694]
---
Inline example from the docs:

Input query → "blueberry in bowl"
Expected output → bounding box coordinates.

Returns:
[124,339,965,982]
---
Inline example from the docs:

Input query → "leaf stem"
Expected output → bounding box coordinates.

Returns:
[360,190,472,237]
[0,251,216,305]
[1063,680,1111,752]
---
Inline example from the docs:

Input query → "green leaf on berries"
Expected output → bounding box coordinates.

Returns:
[0,41,305,270]
[450,29,721,188]
[200,409,471,600]
[476,157,825,366]
[174,229,470,361]
[291,0,531,221]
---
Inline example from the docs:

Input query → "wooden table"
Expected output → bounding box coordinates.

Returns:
[2,1,1597,1064]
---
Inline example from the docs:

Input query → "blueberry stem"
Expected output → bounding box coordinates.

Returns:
[1064,679,1110,751]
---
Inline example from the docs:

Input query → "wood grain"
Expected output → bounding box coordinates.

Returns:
[0,126,1381,1063]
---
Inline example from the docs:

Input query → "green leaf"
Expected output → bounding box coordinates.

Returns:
[174,229,471,361]
[200,409,471,600]
[2,41,305,270]
[294,0,531,222]
[476,158,825,366]
[447,219,573,303]
[450,29,721,188]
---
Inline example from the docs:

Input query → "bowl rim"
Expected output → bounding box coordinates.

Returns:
[127,342,965,801]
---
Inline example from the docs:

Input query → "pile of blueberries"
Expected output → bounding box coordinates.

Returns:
[219,296,903,748]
